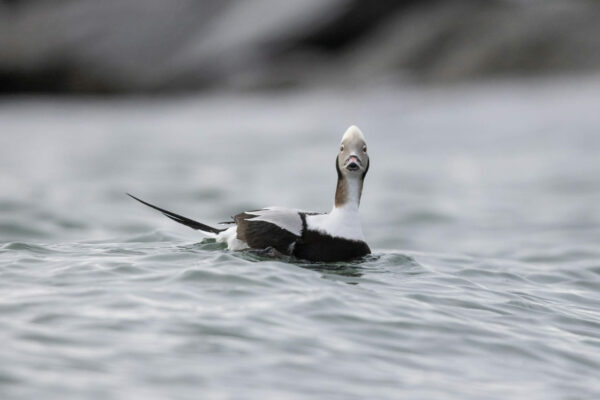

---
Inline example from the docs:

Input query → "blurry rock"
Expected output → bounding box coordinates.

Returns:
[1,0,599,93]
[0,0,343,93]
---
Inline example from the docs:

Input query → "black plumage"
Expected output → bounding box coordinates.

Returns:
[128,194,370,262]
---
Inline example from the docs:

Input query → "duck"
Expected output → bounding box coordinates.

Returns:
[129,125,370,262]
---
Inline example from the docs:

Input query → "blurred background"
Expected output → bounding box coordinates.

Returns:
[2,2,600,400]
[2,0,600,93]
[1,0,599,253]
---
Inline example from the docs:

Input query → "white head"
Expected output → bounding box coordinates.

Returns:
[335,125,369,208]
[337,125,369,179]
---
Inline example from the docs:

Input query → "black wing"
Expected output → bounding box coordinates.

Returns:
[234,212,299,254]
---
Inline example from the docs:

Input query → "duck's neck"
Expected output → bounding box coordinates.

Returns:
[333,176,363,212]
[305,174,365,241]
[314,176,364,241]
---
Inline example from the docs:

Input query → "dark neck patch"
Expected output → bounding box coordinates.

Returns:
[334,155,364,208]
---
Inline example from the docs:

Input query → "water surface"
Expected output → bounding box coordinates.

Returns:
[1,77,600,399]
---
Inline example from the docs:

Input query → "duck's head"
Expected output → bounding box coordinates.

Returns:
[336,125,369,180]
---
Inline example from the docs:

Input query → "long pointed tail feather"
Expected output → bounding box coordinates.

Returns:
[127,193,224,234]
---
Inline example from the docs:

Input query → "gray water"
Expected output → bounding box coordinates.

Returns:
[1,76,600,399]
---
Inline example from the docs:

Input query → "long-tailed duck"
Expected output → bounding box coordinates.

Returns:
[129,125,370,262]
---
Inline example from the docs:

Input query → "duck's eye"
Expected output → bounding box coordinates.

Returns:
[340,144,344,152]
[362,145,367,152]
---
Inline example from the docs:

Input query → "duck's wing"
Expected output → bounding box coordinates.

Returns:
[244,207,308,235]
[234,207,321,254]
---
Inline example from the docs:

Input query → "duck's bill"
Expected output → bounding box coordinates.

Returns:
[345,155,362,171]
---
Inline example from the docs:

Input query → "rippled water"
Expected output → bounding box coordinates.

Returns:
[1,77,600,399]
